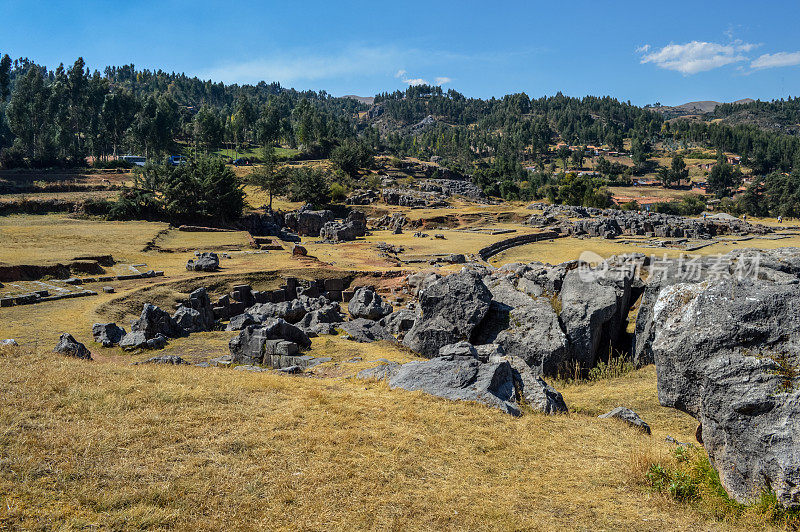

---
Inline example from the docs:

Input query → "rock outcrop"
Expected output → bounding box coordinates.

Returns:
[319,211,367,242]
[386,354,521,416]
[340,318,395,343]
[130,304,184,339]
[284,206,335,236]
[92,322,126,347]
[187,252,219,272]
[651,274,800,507]
[347,286,393,320]
[403,270,492,357]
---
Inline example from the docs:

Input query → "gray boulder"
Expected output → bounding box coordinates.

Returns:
[357,362,401,380]
[184,287,215,331]
[348,286,393,320]
[247,299,307,324]
[403,271,492,357]
[559,267,631,370]
[135,355,187,365]
[284,207,335,236]
[652,277,800,507]
[92,322,126,347]
[379,308,417,338]
[296,303,344,336]
[119,331,148,350]
[229,320,311,364]
[1,339,18,347]
[438,341,478,358]
[172,305,203,333]
[131,304,184,339]
[188,252,219,272]
[53,333,92,360]
[598,407,651,434]
[473,276,568,375]
[340,318,396,343]
[503,355,568,414]
[387,355,520,416]
[226,312,258,331]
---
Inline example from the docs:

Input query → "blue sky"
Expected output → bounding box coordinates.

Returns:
[3,0,800,105]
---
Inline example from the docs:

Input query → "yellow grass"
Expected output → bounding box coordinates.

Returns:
[490,235,800,267]
[0,345,760,531]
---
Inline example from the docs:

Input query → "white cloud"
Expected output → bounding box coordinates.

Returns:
[751,51,800,69]
[639,40,755,74]
[635,44,650,53]
[403,78,429,86]
[434,76,452,85]
[395,69,407,78]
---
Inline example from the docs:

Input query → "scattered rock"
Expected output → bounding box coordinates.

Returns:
[187,252,219,272]
[53,333,92,360]
[135,355,187,365]
[348,286,393,320]
[292,244,308,256]
[92,322,126,347]
[131,304,184,339]
[598,407,651,434]
[1,339,18,347]
[388,355,520,416]
[340,318,396,343]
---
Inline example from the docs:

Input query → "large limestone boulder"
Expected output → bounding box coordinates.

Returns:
[652,277,800,508]
[387,354,521,415]
[501,355,568,415]
[188,252,219,272]
[340,318,395,343]
[92,322,126,347]
[131,304,184,339]
[473,276,568,375]
[229,319,311,365]
[172,306,204,333]
[319,211,367,242]
[559,267,631,370]
[54,333,92,360]
[296,303,344,336]
[379,308,417,339]
[348,286,393,320]
[284,207,335,236]
[403,271,492,357]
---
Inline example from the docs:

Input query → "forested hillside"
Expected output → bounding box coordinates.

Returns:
[2,54,800,217]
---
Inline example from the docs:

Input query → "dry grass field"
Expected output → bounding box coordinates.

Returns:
[2,342,777,531]
[489,234,800,266]
[1,199,798,530]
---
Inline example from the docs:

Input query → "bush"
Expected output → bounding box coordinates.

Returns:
[286,167,330,207]
[329,182,348,202]
[93,159,134,170]
[644,446,800,528]
[108,156,244,222]
[330,140,374,177]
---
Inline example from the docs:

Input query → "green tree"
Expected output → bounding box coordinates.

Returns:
[707,153,742,198]
[556,145,571,170]
[193,106,224,154]
[330,139,374,177]
[570,146,585,169]
[0,54,11,102]
[250,148,288,211]
[670,154,689,185]
[288,166,330,207]
[5,65,52,161]
[101,90,137,157]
